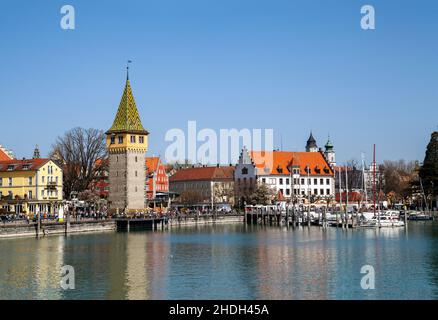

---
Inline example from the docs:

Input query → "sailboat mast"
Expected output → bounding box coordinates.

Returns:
[361,152,368,206]
[373,144,376,217]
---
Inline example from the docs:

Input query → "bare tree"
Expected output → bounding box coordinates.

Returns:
[50,127,108,199]
[380,159,419,205]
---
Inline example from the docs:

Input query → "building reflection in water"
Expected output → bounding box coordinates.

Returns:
[124,232,170,300]
[254,226,332,299]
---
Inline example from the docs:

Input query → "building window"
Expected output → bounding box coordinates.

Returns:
[320,189,324,195]
[286,189,290,195]
[314,178,318,185]
[28,191,33,199]
[8,191,13,197]
[139,136,144,144]
[262,178,266,184]
[118,136,124,144]
[301,178,305,185]
[241,167,248,175]
[42,176,45,183]
[327,189,330,195]
[130,135,136,143]
[314,189,318,195]
[135,156,138,162]
[110,136,115,144]
[308,178,311,185]
[0,178,2,187]
[320,178,324,185]
[279,178,283,185]
[286,178,290,185]
[326,179,330,185]
[8,177,12,186]
[41,190,44,197]
[28,177,32,185]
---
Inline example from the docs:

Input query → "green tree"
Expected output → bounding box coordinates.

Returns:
[419,131,438,208]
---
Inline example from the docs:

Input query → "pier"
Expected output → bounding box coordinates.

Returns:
[115,217,167,232]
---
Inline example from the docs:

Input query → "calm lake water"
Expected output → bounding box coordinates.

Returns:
[1,222,438,300]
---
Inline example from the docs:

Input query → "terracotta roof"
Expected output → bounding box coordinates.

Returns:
[0,158,50,172]
[0,148,12,161]
[170,166,235,182]
[106,79,148,134]
[250,151,334,176]
[146,157,160,174]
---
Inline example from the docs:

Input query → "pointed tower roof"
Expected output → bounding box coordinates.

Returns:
[106,77,148,135]
[33,145,41,159]
[306,131,317,150]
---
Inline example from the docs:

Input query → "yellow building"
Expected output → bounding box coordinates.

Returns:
[0,156,63,216]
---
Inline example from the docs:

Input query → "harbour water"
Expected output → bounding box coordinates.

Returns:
[1,222,438,300]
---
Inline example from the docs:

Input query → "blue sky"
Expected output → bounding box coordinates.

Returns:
[0,0,437,165]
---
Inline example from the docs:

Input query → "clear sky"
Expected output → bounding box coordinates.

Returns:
[0,0,437,165]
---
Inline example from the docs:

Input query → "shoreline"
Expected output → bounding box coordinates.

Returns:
[0,215,245,239]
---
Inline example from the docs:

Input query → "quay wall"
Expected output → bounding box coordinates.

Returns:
[167,215,244,227]
[0,220,116,239]
[0,215,245,239]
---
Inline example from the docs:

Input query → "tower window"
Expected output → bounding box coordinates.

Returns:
[139,136,144,144]
[118,136,124,144]
[130,135,136,143]
[110,136,115,144]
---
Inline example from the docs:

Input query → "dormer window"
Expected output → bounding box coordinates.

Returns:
[22,165,30,170]
[276,165,283,173]
[323,167,330,174]
[315,165,321,173]
[305,166,311,174]
[7,165,14,171]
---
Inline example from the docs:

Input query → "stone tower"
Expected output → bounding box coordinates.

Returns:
[305,132,318,152]
[106,71,149,214]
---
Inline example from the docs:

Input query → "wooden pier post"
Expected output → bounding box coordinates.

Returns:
[65,208,71,235]
[36,210,40,238]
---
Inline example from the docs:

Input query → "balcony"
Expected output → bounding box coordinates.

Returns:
[46,181,58,189]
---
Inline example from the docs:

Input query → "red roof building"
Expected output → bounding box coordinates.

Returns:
[248,150,335,203]
[169,165,235,207]
[0,145,14,161]
[146,157,169,200]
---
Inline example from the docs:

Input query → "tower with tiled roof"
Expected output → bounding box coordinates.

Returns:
[106,67,149,213]
[305,132,318,152]
[324,135,336,166]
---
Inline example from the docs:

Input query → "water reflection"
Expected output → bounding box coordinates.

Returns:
[1,223,438,300]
